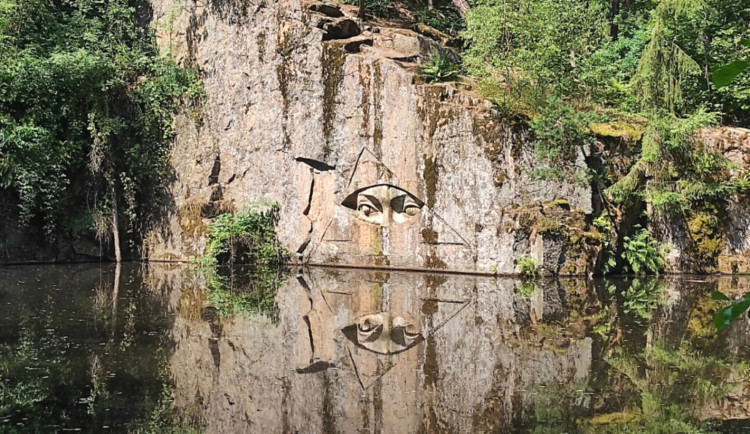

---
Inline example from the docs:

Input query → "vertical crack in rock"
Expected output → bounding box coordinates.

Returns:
[293,159,336,258]
[372,61,384,159]
[303,314,315,355]
[303,176,314,216]
[208,155,221,185]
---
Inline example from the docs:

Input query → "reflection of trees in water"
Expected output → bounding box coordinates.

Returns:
[510,276,750,432]
[597,344,736,433]
[540,276,750,432]
[0,265,196,432]
[202,265,289,321]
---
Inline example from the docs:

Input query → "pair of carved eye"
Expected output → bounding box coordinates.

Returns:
[356,194,421,218]
[356,314,421,346]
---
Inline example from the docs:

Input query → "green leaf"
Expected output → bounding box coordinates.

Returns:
[713,295,750,331]
[740,39,750,48]
[712,59,750,88]
[711,291,731,301]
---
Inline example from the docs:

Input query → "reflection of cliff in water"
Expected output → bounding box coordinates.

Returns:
[147,265,750,432]
[160,266,597,433]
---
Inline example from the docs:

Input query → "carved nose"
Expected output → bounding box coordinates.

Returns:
[381,210,391,227]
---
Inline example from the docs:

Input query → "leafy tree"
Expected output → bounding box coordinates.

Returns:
[0,0,201,261]
[463,0,608,107]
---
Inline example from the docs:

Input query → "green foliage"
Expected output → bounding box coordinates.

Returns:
[419,51,460,83]
[712,291,750,331]
[621,225,665,275]
[203,203,290,266]
[414,3,465,36]
[517,256,540,278]
[607,110,730,214]
[0,0,201,240]
[529,96,601,180]
[463,0,750,121]
[713,57,750,88]
[593,212,617,274]
[633,0,704,113]
[463,0,608,106]
[618,278,666,321]
[205,266,289,320]
[602,343,734,432]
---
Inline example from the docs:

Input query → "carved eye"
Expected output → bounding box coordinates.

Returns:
[358,204,375,217]
[404,204,420,217]
[356,315,384,342]
[357,195,381,219]
[358,318,377,332]
[400,196,421,216]
[391,316,422,347]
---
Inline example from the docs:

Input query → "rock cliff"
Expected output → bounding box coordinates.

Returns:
[143,0,597,275]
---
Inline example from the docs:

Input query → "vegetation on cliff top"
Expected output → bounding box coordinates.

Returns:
[451,0,749,273]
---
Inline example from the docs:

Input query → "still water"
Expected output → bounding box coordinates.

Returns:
[1,263,750,433]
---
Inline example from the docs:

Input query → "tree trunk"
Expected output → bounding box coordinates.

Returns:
[111,188,122,264]
[111,261,121,335]
[608,0,620,40]
[452,0,470,16]
[358,0,365,19]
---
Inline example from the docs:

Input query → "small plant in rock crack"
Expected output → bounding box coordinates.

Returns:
[419,51,461,83]
[517,256,541,278]
[621,225,665,274]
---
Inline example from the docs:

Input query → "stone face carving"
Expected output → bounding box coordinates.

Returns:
[143,0,599,274]
[342,312,423,354]
[304,146,475,269]
[341,184,424,227]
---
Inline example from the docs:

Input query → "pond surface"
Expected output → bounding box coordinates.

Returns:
[2,264,750,433]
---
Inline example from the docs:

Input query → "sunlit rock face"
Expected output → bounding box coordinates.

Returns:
[163,267,596,433]
[142,0,596,274]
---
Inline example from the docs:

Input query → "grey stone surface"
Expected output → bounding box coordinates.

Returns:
[143,0,594,274]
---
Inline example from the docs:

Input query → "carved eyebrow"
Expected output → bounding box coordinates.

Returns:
[358,194,383,212]
[391,194,421,212]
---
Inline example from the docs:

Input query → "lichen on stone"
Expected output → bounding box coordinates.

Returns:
[686,211,727,272]
[422,154,438,209]
[321,42,347,157]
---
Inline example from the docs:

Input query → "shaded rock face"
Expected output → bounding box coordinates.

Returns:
[161,267,596,433]
[143,0,594,274]
[0,192,104,264]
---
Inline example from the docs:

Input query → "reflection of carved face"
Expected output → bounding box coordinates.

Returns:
[342,185,423,227]
[343,312,423,354]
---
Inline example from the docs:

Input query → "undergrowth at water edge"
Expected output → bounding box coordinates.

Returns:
[201,203,290,266]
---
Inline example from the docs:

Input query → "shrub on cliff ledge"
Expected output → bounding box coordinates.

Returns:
[203,203,289,266]
[529,96,599,182]
[517,256,540,278]
[419,51,460,83]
